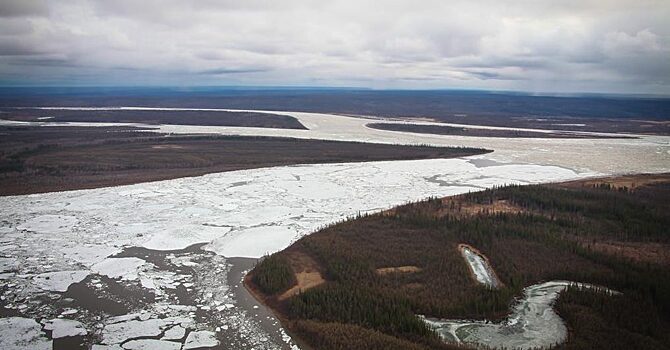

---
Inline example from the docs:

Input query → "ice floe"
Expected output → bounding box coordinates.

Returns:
[122,339,181,350]
[33,270,89,292]
[0,317,51,350]
[92,257,146,280]
[101,319,166,345]
[43,318,87,338]
[183,330,219,349]
[211,225,298,258]
[161,325,186,340]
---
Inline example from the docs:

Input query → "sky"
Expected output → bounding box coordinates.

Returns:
[0,0,669,94]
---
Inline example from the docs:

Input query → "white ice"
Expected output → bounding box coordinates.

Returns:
[122,339,181,350]
[0,257,18,272]
[0,317,51,350]
[1,159,590,264]
[17,214,78,235]
[161,325,186,340]
[101,319,167,345]
[92,257,146,280]
[183,330,219,349]
[33,270,89,292]
[461,246,499,288]
[43,318,87,338]
[211,225,298,258]
[142,225,232,251]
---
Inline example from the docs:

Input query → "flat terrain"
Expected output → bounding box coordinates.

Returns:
[367,123,635,138]
[1,108,306,129]
[0,125,487,195]
[247,174,670,350]
[3,89,668,135]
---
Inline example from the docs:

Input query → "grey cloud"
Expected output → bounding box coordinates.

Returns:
[0,0,668,94]
[449,56,549,70]
[0,0,48,17]
[0,40,43,56]
[197,67,269,75]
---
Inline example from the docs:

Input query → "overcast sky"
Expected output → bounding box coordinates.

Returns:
[1,0,669,94]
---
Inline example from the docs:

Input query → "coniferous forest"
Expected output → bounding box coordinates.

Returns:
[246,175,670,350]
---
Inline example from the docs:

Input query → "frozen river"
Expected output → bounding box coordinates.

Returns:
[423,281,618,350]
[1,108,669,349]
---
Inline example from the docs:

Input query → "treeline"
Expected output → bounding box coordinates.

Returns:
[252,254,296,295]
[293,320,455,350]
[4,109,309,130]
[249,179,670,350]
[462,184,670,242]
[555,285,669,350]
[289,284,435,340]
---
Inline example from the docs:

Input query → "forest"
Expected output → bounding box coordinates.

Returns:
[246,175,670,350]
[0,108,307,129]
[366,123,633,139]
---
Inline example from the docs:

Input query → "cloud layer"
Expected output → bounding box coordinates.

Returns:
[1,0,669,93]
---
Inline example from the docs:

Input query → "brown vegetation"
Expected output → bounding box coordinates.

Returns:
[559,173,670,191]
[278,249,326,300]
[581,240,670,267]
[279,272,326,301]
[376,266,422,275]
[441,198,525,218]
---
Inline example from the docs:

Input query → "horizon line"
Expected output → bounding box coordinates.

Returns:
[0,85,669,100]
